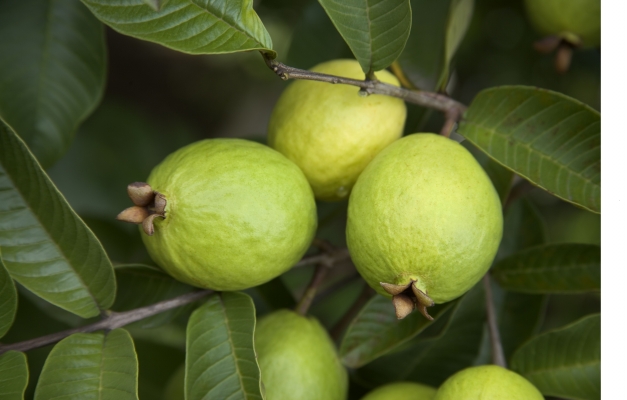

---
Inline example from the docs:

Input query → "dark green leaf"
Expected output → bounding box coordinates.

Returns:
[512,314,600,400]
[142,0,163,11]
[253,276,296,311]
[340,295,453,368]
[0,0,106,168]
[34,329,139,400]
[81,0,274,55]
[0,251,18,339]
[458,86,601,213]
[353,282,486,387]
[493,244,600,294]
[462,140,513,203]
[318,0,411,73]
[442,0,473,88]
[497,290,546,361]
[186,292,263,400]
[497,198,547,261]
[0,351,29,400]
[113,264,197,329]
[0,121,115,318]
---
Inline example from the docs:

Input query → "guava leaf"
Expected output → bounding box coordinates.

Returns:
[352,282,486,387]
[34,329,139,400]
[397,0,473,90]
[186,292,263,400]
[0,351,29,400]
[318,0,412,74]
[458,86,601,213]
[81,0,274,56]
[112,264,197,329]
[0,120,116,318]
[0,0,106,168]
[253,276,296,311]
[492,243,601,294]
[496,198,547,261]
[462,140,513,203]
[0,252,18,339]
[142,0,163,11]
[511,314,600,400]
[340,295,453,368]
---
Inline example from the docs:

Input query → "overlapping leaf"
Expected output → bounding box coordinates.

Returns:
[512,314,600,400]
[0,351,29,400]
[186,292,263,400]
[462,140,513,203]
[0,120,115,318]
[0,252,17,339]
[493,244,600,294]
[497,198,547,261]
[459,86,601,213]
[318,0,411,73]
[82,0,274,55]
[35,329,139,399]
[0,0,106,168]
[340,295,453,368]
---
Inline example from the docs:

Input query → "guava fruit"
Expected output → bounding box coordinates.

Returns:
[117,139,317,291]
[268,59,407,202]
[361,382,437,400]
[434,365,543,399]
[346,134,502,319]
[255,310,348,400]
[525,0,600,48]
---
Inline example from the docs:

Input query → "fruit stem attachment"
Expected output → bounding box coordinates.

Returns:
[483,273,507,368]
[381,280,435,320]
[116,182,166,235]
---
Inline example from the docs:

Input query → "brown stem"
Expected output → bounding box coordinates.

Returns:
[483,274,507,368]
[0,290,212,355]
[330,284,375,341]
[295,265,329,316]
[293,248,350,268]
[262,53,467,118]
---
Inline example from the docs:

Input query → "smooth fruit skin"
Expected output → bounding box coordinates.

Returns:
[255,310,348,400]
[434,365,544,400]
[142,139,317,291]
[525,0,600,47]
[268,59,407,202]
[361,382,437,400]
[346,134,503,303]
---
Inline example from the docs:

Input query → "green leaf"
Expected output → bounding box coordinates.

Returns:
[253,276,296,311]
[497,198,547,261]
[0,251,18,339]
[34,329,139,400]
[353,282,486,387]
[458,86,601,213]
[142,0,163,11]
[511,314,600,400]
[462,140,513,203]
[497,289,546,362]
[113,264,196,329]
[0,121,116,318]
[397,0,473,90]
[186,292,263,400]
[0,0,106,168]
[340,295,453,368]
[492,244,600,294]
[0,351,29,400]
[318,0,412,73]
[81,0,274,56]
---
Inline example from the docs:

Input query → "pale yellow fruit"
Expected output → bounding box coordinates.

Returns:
[361,382,437,400]
[268,59,407,202]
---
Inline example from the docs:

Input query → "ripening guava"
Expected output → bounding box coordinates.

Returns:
[255,310,348,400]
[361,382,437,400]
[346,134,503,319]
[268,59,407,202]
[525,0,600,47]
[128,139,316,291]
[434,365,544,400]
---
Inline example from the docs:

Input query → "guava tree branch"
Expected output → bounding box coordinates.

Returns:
[261,53,467,130]
[0,290,212,355]
[483,274,507,368]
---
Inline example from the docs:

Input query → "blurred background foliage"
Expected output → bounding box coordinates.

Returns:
[27,0,600,398]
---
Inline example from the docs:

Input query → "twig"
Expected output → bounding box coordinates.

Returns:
[330,284,375,341]
[293,248,351,268]
[262,53,467,118]
[483,274,507,368]
[295,265,329,316]
[0,290,212,355]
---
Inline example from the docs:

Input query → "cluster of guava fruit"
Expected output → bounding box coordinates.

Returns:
[117,60,538,399]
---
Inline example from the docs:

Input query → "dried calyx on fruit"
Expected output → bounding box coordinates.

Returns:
[116,182,166,236]
[380,281,435,320]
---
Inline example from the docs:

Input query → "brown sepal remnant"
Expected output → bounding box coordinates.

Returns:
[116,182,166,236]
[380,280,435,321]
[533,36,577,74]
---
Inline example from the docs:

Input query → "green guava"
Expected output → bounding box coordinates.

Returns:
[137,139,317,291]
[255,310,348,400]
[346,134,503,319]
[434,365,543,399]
[525,0,600,47]
[361,382,437,400]
[268,59,407,202]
